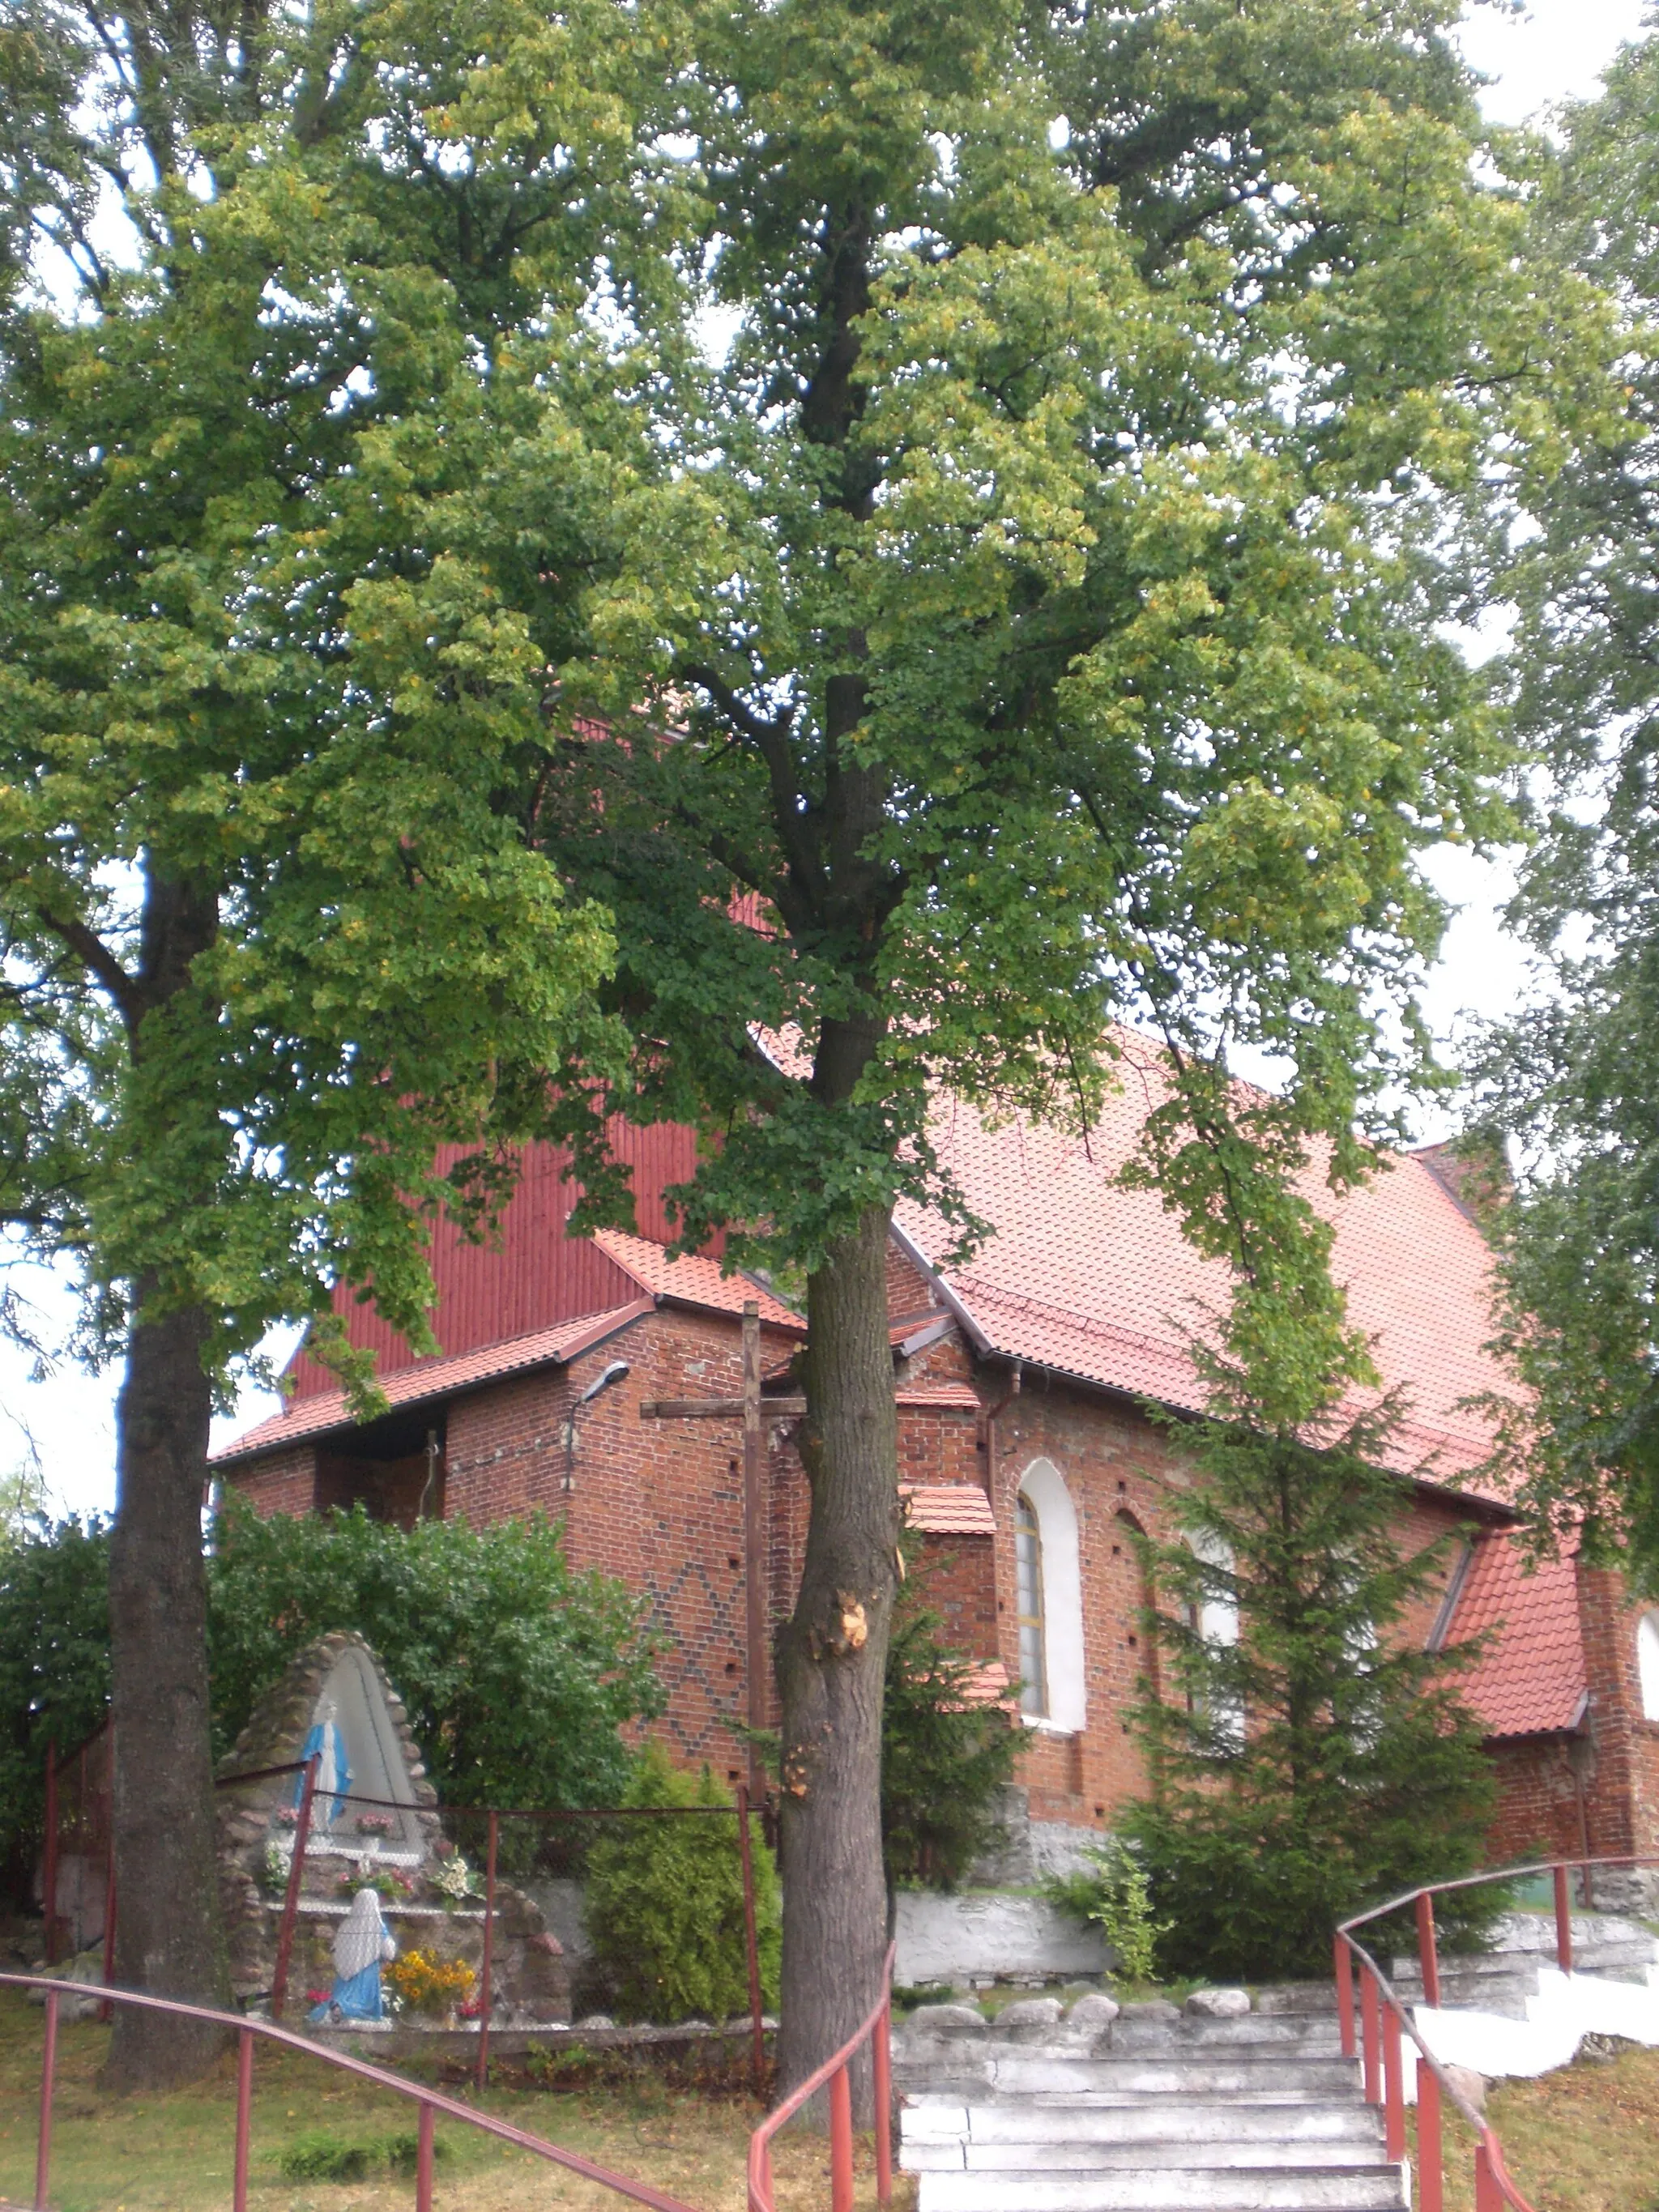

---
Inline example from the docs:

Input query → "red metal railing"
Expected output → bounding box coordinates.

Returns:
[748,1941,894,2212]
[0,1968,704,2212]
[1335,1853,1659,2212]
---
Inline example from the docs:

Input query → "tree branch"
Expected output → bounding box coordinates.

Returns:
[34,911,143,1029]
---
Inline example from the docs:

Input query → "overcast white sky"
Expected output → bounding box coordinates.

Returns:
[2,0,1652,1520]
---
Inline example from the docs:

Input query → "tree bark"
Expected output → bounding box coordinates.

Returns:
[101,863,230,2087]
[776,1203,900,2110]
[103,1281,230,2087]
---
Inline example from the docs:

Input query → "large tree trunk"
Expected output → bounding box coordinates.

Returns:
[102,863,230,2088]
[776,1203,900,2108]
[104,1282,229,2086]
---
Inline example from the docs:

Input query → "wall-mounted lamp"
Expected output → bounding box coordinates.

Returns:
[563,1360,630,1490]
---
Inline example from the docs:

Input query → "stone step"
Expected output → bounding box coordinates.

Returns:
[902,2104,1384,2150]
[903,2139,1396,2174]
[984,2056,1363,2099]
[916,2167,1408,2211]
[1109,2019,1345,2055]
[1253,1986,1341,2018]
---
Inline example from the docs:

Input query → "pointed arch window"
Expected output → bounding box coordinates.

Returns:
[1015,1493,1048,1718]
[1010,1460,1087,1732]
[1640,1613,1659,1723]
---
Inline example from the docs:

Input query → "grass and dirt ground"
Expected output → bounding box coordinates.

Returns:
[0,1993,906,2212]
[1414,2041,1659,2212]
[4,1986,1659,2211]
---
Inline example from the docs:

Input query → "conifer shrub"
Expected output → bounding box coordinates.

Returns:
[1114,1396,1505,1983]
[881,1548,1019,1890]
[583,1744,781,2024]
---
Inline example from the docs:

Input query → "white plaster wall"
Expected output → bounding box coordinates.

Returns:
[894,1890,1108,1985]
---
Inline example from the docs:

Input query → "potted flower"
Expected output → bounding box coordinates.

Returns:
[354,1811,395,1839]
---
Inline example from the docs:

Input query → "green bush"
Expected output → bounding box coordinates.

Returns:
[1043,1838,1169,1986]
[0,1515,112,1902]
[278,2133,374,2182]
[207,1495,664,1808]
[584,1743,781,2024]
[881,1549,1019,1890]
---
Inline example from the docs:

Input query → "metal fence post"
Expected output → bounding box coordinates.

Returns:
[1418,2061,1444,2212]
[1553,1864,1575,1975]
[33,1985,58,2212]
[476,1811,498,2092]
[829,2062,854,2212]
[1474,2136,1502,2212]
[271,1751,320,2022]
[1416,1890,1441,2009]
[1382,2003,1405,2161]
[873,1990,893,2210]
[233,2025,254,2212]
[1333,1937,1355,2058]
[416,2099,435,2212]
[1360,1967,1382,2106]
[736,1785,766,2097]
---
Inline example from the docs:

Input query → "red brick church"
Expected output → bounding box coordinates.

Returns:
[216,1042,1659,1890]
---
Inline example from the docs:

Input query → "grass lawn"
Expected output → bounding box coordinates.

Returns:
[1414,2044,1659,2212]
[0,1994,906,2212]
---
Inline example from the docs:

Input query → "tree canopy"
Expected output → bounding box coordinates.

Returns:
[1469,28,1659,1577]
[0,0,634,2077]
[0,0,1618,2087]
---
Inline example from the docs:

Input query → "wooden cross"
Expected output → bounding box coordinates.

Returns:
[639,1299,803,1797]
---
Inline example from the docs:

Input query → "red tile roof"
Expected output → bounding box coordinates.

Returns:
[897,1046,1516,1492]
[211,1301,654,1464]
[1445,1535,1588,1739]
[902,1484,997,1536]
[961,1660,1013,1707]
[591,1230,804,1332]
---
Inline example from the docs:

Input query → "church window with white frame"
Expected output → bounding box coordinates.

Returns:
[1010,1459,1088,1732]
[1640,1611,1659,1723]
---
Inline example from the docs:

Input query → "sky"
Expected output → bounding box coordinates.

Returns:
[2,0,1653,1521]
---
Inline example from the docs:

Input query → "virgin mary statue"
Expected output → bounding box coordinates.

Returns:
[309,1889,395,2024]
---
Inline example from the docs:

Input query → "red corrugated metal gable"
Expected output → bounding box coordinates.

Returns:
[287,1123,715,1400]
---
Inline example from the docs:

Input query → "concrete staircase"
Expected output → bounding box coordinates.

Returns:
[1388,1911,1659,2020]
[893,1993,1405,2212]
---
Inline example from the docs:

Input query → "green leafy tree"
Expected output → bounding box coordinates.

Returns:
[507,0,1598,2084]
[881,1558,1017,1893]
[584,1741,783,2026]
[1120,1392,1499,1982]
[1466,29,1659,1576]
[0,1516,112,1903]
[0,1502,663,1895]
[0,0,636,2081]
[206,1498,664,1809]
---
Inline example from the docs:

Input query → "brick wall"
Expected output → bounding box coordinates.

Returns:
[1483,1736,1590,1865]
[225,1444,316,1518]
[220,1244,1642,1876]
[988,1375,1182,1825]
[441,1306,806,1781]
[1576,1560,1659,1865]
[910,1535,997,1653]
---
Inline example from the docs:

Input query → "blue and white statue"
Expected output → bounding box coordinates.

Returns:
[296,1700,352,1830]
[309,1887,395,2025]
